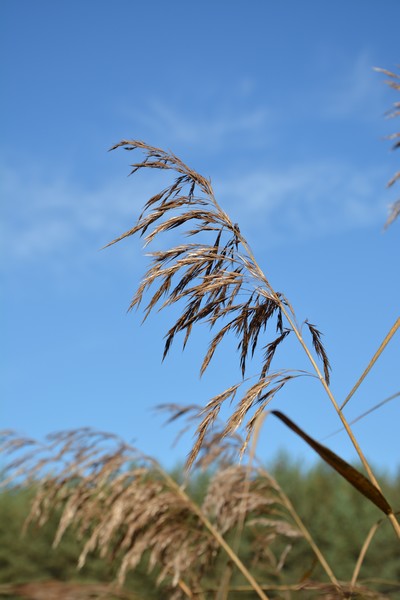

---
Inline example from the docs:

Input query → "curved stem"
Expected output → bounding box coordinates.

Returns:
[229,225,400,539]
[217,411,276,600]
[341,317,400,410]
[350,520,381,592]
[267,470,342,592]
[158,466,270,600]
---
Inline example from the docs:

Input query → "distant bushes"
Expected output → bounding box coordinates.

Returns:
[1,460,399,599]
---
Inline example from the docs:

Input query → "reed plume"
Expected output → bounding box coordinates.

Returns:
[375,66,400,227]
[104,140,332,468]
[1,427,307,598]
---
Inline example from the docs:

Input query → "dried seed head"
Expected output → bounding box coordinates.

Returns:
[106,141,311,462]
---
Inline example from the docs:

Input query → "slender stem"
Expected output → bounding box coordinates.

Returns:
[158,467,270,600]
[240,235,373,471]
[178,579,195,598]
[230,228,400,538]
[387,512,400,538]
[341,317,400,410]
[271,473,341,591]
[350,521,381,592]
[275,303,400,539]
[205,189,399,537]
[323,391,400,440]
[217,412,270,600]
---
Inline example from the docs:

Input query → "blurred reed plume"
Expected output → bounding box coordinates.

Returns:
[1,426,305,599]
[375,66,400,227]
[3,418,397,599]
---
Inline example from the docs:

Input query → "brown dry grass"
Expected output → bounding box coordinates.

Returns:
[1,67,399,599]
[2,417,396,599]
[1,426,307,599]
[0,581,137,600]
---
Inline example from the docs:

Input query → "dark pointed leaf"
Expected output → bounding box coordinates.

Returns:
[271,410,393,516]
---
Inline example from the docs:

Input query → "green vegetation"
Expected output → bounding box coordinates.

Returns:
[270,457,400,585]
[1,460,399,599]
[0,488,162,599]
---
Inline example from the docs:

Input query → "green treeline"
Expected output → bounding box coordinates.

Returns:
[1,458,399,599]
[268,457,400,588]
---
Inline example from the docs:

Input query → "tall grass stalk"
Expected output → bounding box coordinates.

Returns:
[103,138,399,538]
[156,462,270,600]
[231,225,399,536]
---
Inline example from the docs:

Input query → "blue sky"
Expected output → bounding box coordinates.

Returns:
[2,1,399,474]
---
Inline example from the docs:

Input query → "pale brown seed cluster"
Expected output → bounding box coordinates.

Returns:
[1,428,302,594]
[105,140,331,466]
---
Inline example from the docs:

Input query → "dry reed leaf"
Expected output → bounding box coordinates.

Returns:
[271,411,393,515]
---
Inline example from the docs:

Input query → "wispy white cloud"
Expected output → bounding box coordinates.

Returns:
[122,98,272,151]
[321,52,385,120]
[1,155,388,274]
[215,161,388,245]
[0,162,163,271]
